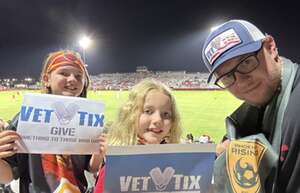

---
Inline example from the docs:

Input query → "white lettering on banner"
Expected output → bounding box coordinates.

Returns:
[120,177,151,192]
[119,167,201,192]
[120,176,131,192]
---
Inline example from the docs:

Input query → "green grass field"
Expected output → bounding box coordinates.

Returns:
[0,90,242,142]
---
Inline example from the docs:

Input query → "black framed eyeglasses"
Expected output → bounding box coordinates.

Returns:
[214,51,260,89]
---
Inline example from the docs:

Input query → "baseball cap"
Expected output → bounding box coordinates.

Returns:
[202,20,265,83]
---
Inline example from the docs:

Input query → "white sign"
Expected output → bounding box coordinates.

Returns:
[16,93,105,154]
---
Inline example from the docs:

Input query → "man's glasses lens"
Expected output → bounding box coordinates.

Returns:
[216,74,235,88]
[214,53,259,89]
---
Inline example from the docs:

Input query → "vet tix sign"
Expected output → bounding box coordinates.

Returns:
[17,93,105,154]
[104,144,215,193]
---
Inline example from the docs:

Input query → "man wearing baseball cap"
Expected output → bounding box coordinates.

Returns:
[202,20,300,193]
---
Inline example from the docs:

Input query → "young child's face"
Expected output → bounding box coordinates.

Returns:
[44,65,85,97]
[138,90,172,144]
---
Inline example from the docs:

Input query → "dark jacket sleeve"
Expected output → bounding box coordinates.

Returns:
[3,113,24,180]
[226,102,264,139]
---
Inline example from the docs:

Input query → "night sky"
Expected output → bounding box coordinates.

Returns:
[0,0,299,79]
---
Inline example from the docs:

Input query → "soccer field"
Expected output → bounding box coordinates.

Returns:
[0,90,241,142]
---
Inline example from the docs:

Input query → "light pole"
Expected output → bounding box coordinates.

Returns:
[78,35,92,64]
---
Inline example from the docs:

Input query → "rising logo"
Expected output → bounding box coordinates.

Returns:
[233,158,259,188]
[226,140,266,193]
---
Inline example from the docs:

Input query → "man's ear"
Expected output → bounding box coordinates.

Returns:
[263,35,279,61]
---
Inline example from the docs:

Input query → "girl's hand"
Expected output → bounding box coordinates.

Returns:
[89,133,108,174]
[98,133,108,158]
[0,130,20,159]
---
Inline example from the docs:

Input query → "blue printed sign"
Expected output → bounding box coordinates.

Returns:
[104,144,215,193]
[17,93,105,154]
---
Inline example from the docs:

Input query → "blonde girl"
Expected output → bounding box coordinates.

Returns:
[94,79,182,193]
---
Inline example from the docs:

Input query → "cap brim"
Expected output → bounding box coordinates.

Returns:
[207,73,214,83]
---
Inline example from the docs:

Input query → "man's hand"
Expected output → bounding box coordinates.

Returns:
[216,139,230,156]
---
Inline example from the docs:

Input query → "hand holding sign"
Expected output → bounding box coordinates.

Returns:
[89,133,108,174]
[0,130,20,158]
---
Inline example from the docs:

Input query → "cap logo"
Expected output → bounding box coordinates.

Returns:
[205,29,241,65]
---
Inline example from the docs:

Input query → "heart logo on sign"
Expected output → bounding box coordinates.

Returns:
[149,167,175,191]
[52,101,79,125]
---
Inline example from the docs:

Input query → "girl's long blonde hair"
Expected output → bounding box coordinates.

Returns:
[108,79,182,145]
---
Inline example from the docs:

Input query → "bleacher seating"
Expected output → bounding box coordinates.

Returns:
[90,70,219,90]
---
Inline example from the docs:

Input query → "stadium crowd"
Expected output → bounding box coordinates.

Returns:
[1,67,219,91]
[90,67,218,90]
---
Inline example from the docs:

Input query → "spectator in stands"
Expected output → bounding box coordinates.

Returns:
[0,50,106,193]
[186,133,194,143]
[202,19,300,193]
[198,134,213,144]
[94,79,183,193]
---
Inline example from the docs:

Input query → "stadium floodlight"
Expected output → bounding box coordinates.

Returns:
[210,25,221,32]
[78,35,92,64]
[209,20,227,32]
[78,36,91,49]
